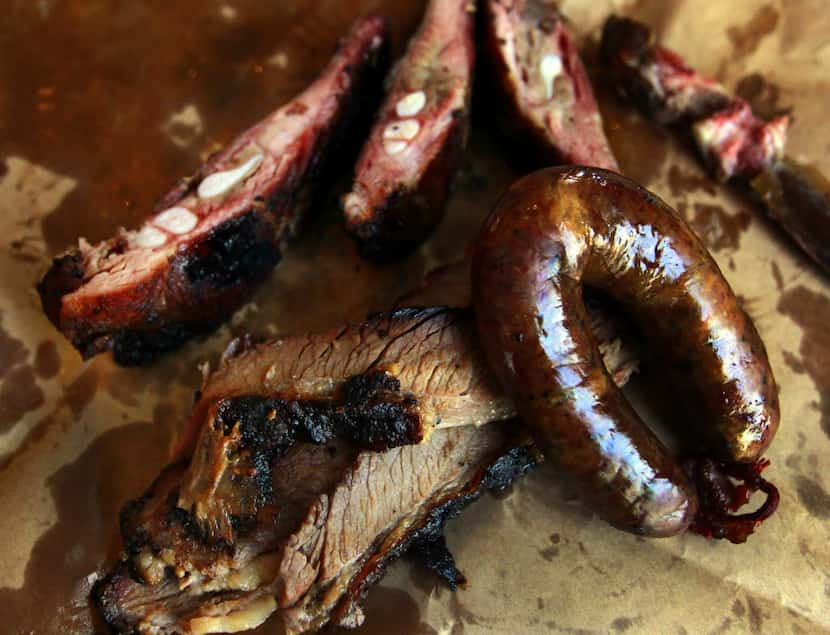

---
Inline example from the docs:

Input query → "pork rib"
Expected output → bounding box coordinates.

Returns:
[95,305,636,634]
[601,15,787,181]
[481,0,619,171]
[342,0,476,261]
[600,16,830,275]
[37,16,389,365]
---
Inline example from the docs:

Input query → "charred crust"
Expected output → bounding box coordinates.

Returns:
[408,532,465,590]
[600,16,667,120]
[347,192,436,263]
[179,211,279,290]
[36,249,85,328]
[215,370,423,454]
[182,371,424,533]
[38,22,390,366]
[480,442,540,490]
[111,322,206,366]
[600,16,652,72]
[119,463,189,556]
[600,16,730,124]
[99,434,538,634]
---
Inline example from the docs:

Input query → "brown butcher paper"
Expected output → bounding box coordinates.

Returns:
[0,0,828,633]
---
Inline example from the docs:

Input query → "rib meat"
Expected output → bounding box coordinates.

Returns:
[95,305,636,634]
[37,16,389,365]
[601,15,788,181]
[481,0,619,171]
[600,16,830,275]
[342,0,476,261]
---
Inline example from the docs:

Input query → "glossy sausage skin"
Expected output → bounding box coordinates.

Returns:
[472,167,779,537]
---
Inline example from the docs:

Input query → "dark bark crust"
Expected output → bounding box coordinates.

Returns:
[94,434,539,634]
[600,16,731,125]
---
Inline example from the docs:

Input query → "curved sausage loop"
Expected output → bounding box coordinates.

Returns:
[472,166,779,539]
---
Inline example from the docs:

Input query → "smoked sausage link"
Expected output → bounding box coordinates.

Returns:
[472,166,779,537]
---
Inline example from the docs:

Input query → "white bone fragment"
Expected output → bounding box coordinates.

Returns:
[383,119,420,141]
[152,206,198,234]
[198,153,264,199]
[383,140,408,155]
[134,225,167,249]
[540,54,563,100]
[395,90,426,117]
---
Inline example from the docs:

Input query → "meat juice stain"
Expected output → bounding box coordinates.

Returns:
[686,202,752,252]
[0,1,424,255]
[326,586,438,635]
[0,365,99,471]
[726,5,779,62]
[0,311,28,380]
[0,364,44,433]
[627,0,680,40]
[0,421,174,634]
[592,80,669,187]
[0,315,45,434]
[34,339,61,379]
[667,165,717,198]
[777,285,830,440]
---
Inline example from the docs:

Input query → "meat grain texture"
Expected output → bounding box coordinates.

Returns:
[96,304,636,634]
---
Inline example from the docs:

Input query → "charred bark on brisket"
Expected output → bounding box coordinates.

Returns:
[93,301,637,634]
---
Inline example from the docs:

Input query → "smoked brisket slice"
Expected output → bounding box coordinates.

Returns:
[37,16,389,365]
[95,426,536,634]
[95,304,636,634]
[174,307,514,458]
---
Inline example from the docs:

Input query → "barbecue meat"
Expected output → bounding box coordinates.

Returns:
[96,304,637,634]
[342,0,476,261]
[600,16,830,275]
[96,426,536,635]
[481,0,619,171]
[601,15,788,181]
[37,16,389,365]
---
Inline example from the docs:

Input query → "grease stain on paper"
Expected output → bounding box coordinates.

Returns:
[0,421,174,634]
[0,365,44,432]
[777,285,830,439]
[726,5,779,62]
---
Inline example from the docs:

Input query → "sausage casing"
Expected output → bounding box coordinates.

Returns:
[472,167,779,536]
